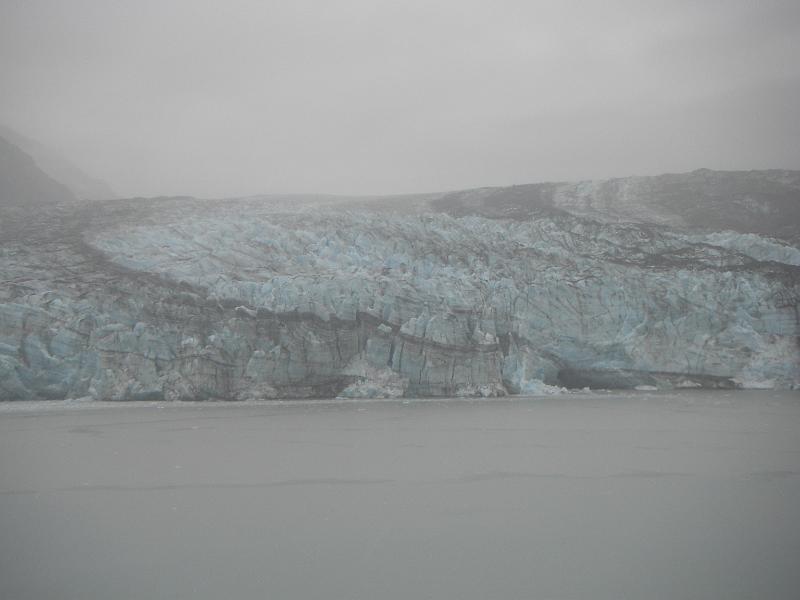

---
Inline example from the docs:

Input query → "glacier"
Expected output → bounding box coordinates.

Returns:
[1,174,798,400]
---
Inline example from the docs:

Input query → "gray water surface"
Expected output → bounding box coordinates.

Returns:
[1,391,799,599]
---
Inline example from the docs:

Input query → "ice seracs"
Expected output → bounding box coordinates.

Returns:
[1,170,799,400]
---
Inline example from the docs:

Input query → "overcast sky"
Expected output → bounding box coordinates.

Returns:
[1,0,799,198]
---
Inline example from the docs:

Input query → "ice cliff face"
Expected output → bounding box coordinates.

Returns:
[1,171,798,400]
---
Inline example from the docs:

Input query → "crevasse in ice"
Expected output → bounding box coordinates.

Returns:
[1,206,797,400]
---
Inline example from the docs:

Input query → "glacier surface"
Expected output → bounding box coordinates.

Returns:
[1,188,798,400]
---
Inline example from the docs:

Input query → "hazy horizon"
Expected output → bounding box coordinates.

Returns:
[2,0,799,198]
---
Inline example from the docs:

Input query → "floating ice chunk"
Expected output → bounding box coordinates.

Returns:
[676,380,702,388]
[519,379,568,396]
[732,378,776,389]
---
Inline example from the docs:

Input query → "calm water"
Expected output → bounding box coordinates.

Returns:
[1,391,799,600]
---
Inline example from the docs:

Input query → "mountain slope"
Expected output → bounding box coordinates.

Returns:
[0,126,115,201]
[0,136,77,210]
[430,169,800,242]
